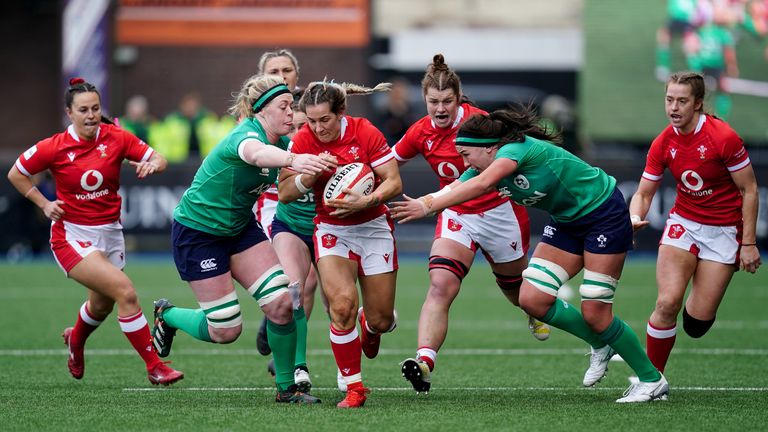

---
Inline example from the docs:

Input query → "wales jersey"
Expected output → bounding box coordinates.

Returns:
[459,136,616,223]
[642,114,748,226]
[174,117,289,236]
[15,124,153,225]
[392,104,506,214]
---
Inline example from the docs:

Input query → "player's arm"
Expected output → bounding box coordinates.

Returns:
[130,151,167,179]
[731,164,761,272]
[240,138,332,173]
[391,158,516,223]
[628,178,661,231]
[7,166,64,221]
[278,166,319,203]
[327,158,403,216]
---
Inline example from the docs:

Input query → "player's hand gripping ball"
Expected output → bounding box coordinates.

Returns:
[323,162,375,205]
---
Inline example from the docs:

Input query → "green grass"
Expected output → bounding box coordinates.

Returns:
[1,258,767,431]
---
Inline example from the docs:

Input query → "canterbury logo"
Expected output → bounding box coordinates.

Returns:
[200,258,217,271]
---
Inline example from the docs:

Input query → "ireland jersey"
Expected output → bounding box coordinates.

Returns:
[275,192,317,236]
[459,136,616,223]
[174,117,289,236]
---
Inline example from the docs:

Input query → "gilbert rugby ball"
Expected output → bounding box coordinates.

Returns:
[323,163,375,205]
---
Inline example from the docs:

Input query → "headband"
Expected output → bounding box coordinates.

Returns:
[454,134,500,147]
[252,83,291,113]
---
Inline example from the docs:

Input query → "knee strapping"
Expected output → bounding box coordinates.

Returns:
[579,270,617,303]
[200,291,242,329]
[493,271,522,292]
[429,255,469,280]
[522,258,569,297]
[682,308,715,338]
[248,264,290,307]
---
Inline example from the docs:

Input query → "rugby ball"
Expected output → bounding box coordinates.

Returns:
[323,163,375,205]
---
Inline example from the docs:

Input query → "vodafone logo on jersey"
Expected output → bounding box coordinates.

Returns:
[81,170,104,191]
[680,170,703,191]
[680,170,713,197]
[75,170,109,200]
[437,162,460,179]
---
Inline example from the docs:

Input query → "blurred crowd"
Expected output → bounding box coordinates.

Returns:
[124,82,579,164]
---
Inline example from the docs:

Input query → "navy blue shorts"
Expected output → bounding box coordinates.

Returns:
[172,216,269,281]
[539,188,634,255]
[270,217,316,262]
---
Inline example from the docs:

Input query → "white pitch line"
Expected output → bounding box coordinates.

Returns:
[3,347,768,356]
[122,386,768,392]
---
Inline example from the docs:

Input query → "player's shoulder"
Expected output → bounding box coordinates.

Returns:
[652,125,677,146]
[703,115,740,142]
[462,103,487,119]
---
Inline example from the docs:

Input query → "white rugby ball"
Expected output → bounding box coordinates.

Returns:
[323,163,375,205]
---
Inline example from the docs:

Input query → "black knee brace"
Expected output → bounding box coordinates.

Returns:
[429,255,469,281]
[682,307,715,338]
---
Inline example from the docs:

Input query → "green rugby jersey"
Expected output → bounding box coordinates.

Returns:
[459,136,616,223]
[174,117,289,236]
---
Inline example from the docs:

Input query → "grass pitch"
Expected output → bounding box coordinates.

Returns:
[1,257,766,431]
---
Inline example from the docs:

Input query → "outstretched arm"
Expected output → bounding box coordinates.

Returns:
[390,158,517,223]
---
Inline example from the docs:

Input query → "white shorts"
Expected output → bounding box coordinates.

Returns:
[314,214,397,276]
[436,201,526,263]
[50,220,126,274]
[254,191,278,239]
[661,213,739,264]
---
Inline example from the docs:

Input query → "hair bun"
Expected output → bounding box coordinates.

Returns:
[69,77,85,85]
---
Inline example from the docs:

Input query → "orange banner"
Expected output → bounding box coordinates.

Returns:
[116,0,369,47]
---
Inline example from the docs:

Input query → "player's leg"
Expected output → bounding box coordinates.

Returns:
[412,238,473,372]
[684,261,734,337]
[155,221,243,357]
[647,244,696,372]
[272,229,315,392]
[69,252,182,385]
[254,191,277,357]
[518,242,611,387]
[318,255,367,407]
[232,241,310,402]
[62,288,113,379]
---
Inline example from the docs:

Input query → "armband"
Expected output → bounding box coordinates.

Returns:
[24,186,38,198]
[630,214,642,225]
[421,195,437,217]
[294,174,311,194]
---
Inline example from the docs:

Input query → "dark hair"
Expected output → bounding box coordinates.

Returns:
[65,77,113,124]
[666,71,706,111]
[459,104,562,146]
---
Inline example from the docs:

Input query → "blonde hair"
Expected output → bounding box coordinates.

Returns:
[228,74,287,120]
[258,49,300,77]
[298,78,391,115]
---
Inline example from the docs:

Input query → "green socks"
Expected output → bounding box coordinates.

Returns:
[162,307,212,342]
[599,317,661,382]
[267,319,297,391]
[541,299,606,348]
